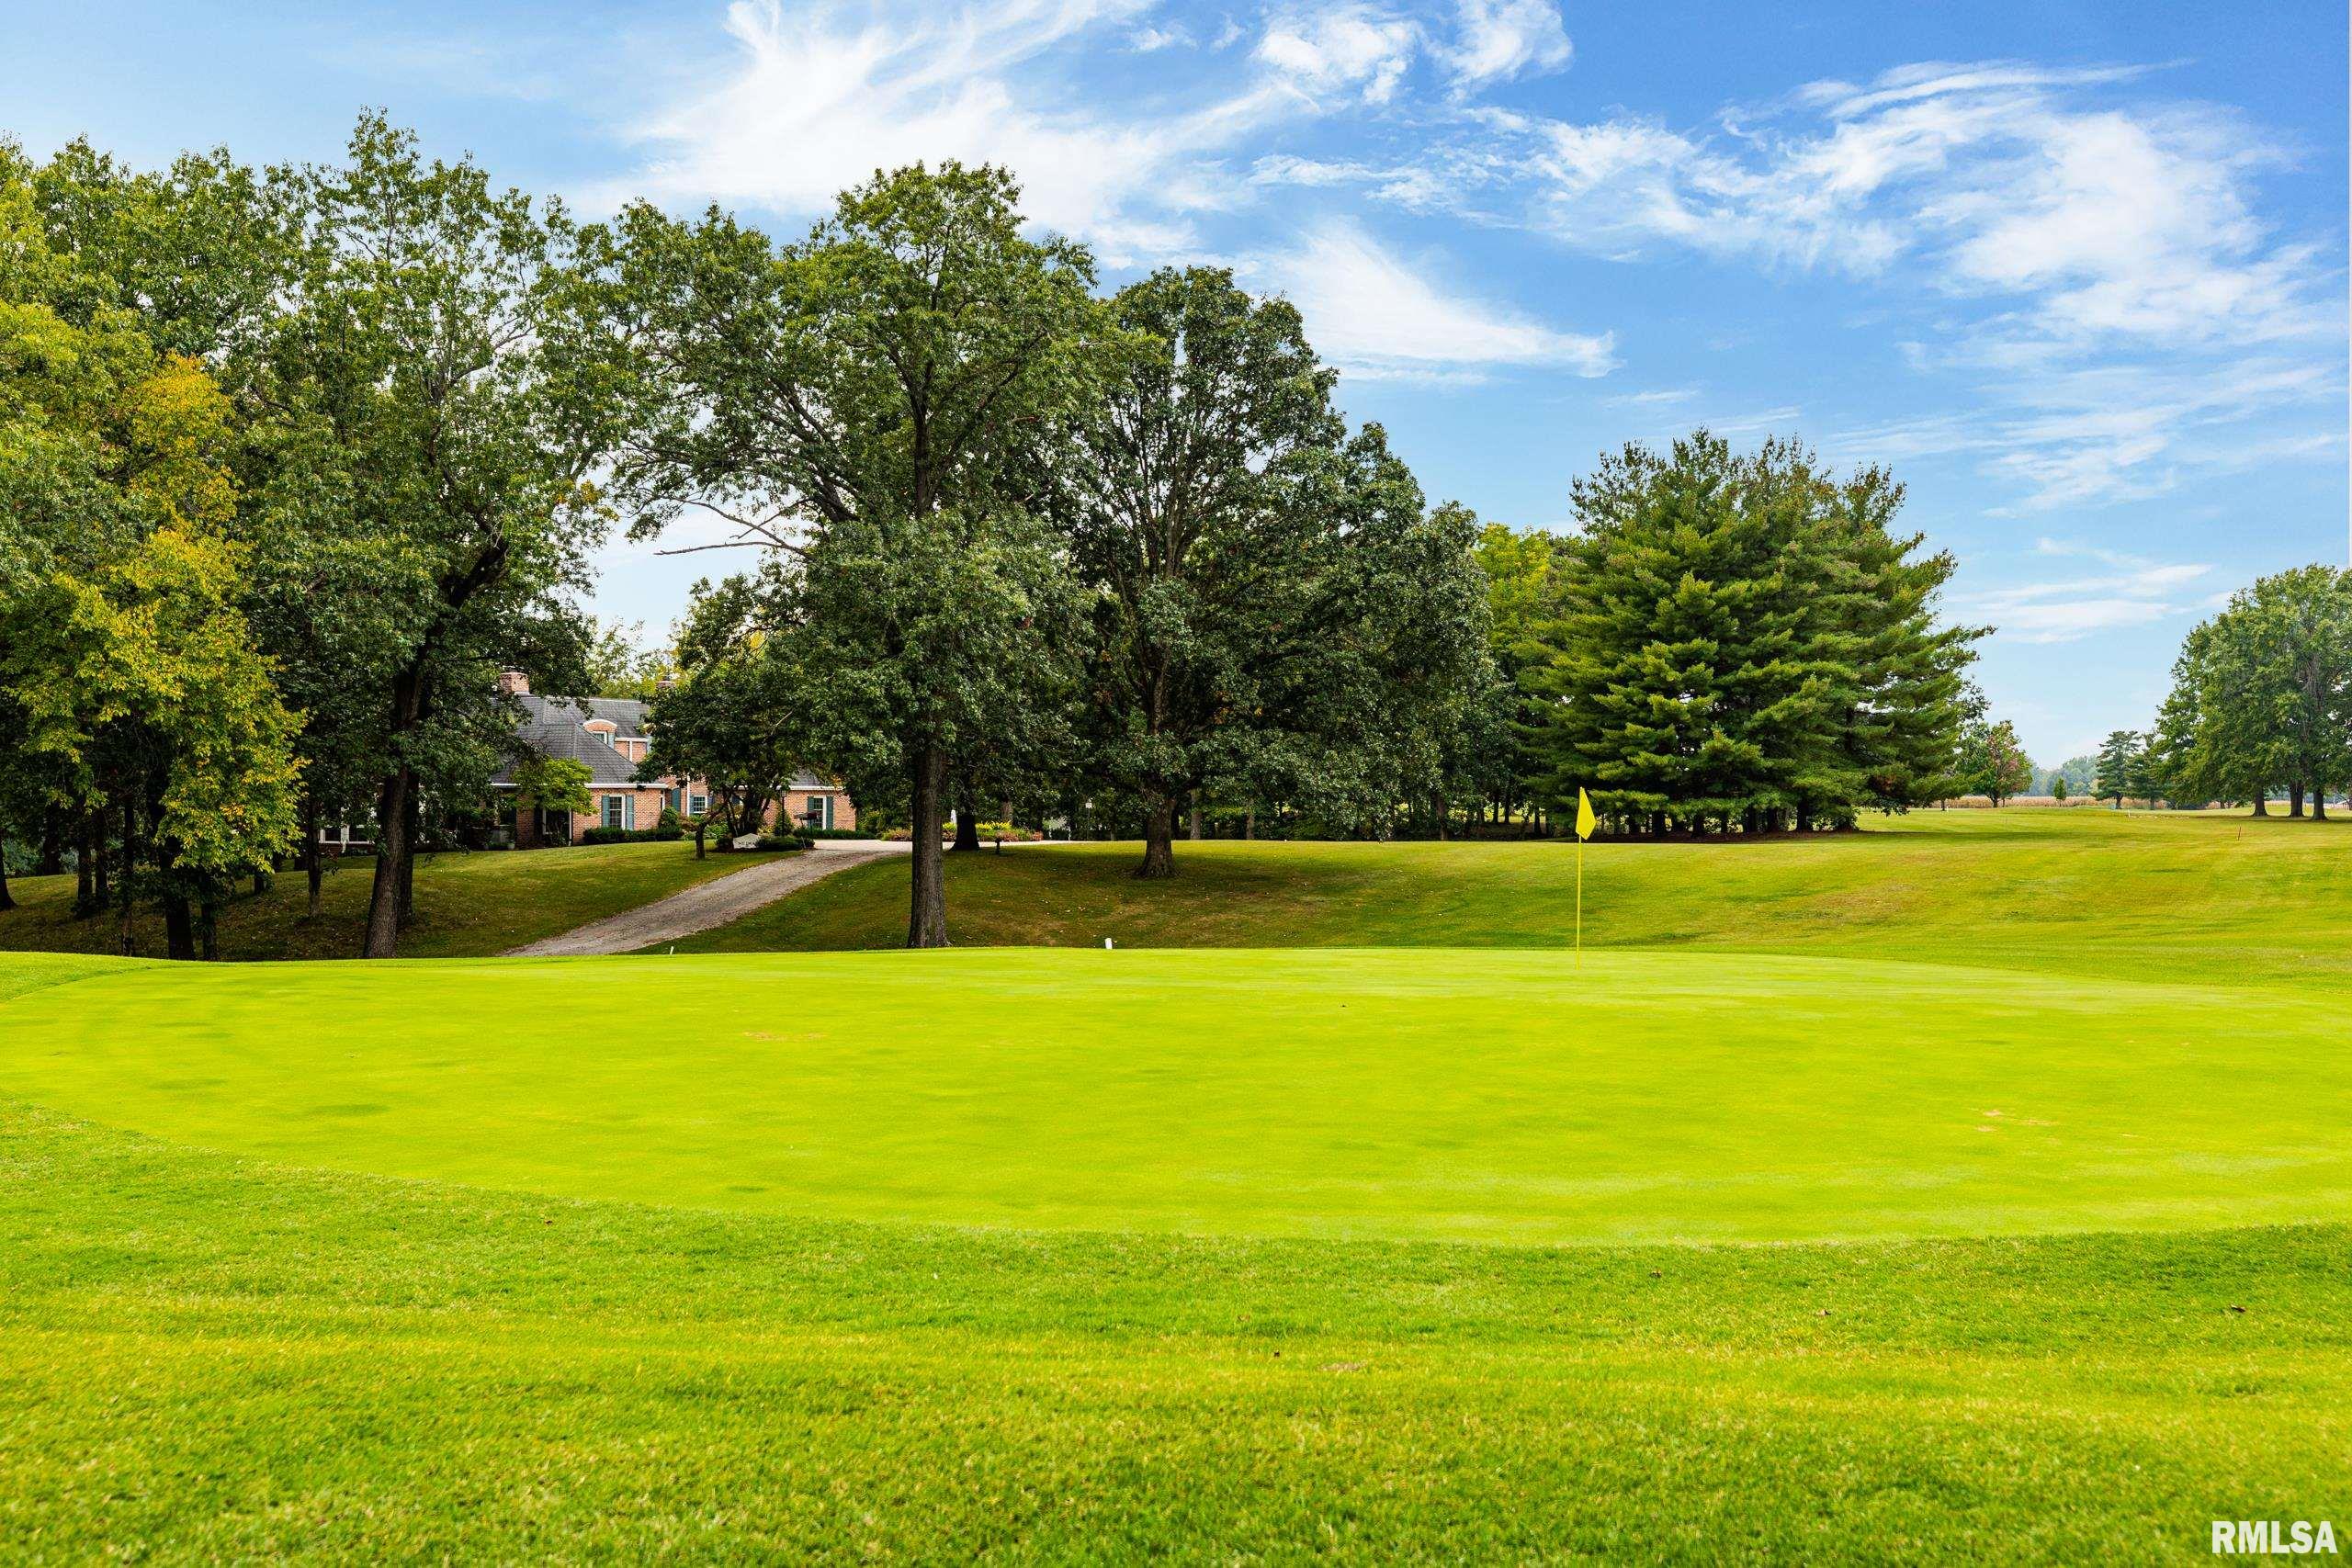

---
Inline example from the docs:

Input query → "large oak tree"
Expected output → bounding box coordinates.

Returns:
[557,163,1111,944]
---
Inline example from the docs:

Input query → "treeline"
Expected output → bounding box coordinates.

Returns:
[1474,435,1983,835]
[1,118,636,954]
[566,168,1498,942]
[0,116,1993,953]
[0,119,1498,951]
[2097,565,2352,816]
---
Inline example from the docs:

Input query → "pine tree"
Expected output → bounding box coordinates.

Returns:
[2095,729,2138,808]
[1521,433,1978,835]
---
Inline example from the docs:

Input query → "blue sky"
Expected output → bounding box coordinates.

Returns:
[6,0,2346,763]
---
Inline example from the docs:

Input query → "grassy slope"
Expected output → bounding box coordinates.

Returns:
[0,839,761,961]
[5,948,2347,1245]
[664,810,2352,988]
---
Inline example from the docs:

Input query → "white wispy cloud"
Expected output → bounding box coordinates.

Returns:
[1605,386,1700,407]
[1955,538,2214,644]
[621,0,1287,265]
[602,13,2336,509]
[1256,3,1419,104]
[1502,60,2334,354]
[1444,0,1570,90]
[1835,357,2340,509]
[1258,220,1616,381]
[611,0,1614,379]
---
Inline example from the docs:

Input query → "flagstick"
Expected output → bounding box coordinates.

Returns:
[1576,836,1583,965]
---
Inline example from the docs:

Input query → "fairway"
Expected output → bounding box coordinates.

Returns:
[6,946,2347,1245]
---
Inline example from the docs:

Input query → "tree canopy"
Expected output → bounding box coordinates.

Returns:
[2154,566,2352,818]
[1515,434,1980,835]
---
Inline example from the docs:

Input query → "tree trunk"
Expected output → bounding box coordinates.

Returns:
[396,793,421,926]
[0,835,13,911]
[198,897,220,962]
[952,785,981,853]
[2289,783,2305,818]
[162,887,196,961]
[1243,805,1255,840]
[694,817,707,859]
[1431,792,1449,841]
[77,815,97,912]
[118,795,138,958]
[2251,790,2268,817]
[1188,801,1202,841]
[37,808,62,877]
[253,869,271,897]
[907,744,949,947]
[2313,793,2330,821]
[303,796,324,917]
[365,658,434,959]
[363,762,414,959]
[1136,790,1177,879]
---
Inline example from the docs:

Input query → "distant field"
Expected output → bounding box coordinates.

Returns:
[665,809,2352,987]
[0,840,757,962]
[4,808,2348,1557]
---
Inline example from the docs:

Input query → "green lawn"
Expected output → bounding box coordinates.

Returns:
[4,1099,2343,1562]
[6,947,2346,1245]
[3,810,2348,1558]
[0,839,760,961]
[666,808,2352,988]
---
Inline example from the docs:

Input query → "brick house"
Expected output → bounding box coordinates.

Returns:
[485,671,856,845]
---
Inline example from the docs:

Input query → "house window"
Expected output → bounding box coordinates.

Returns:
[664,786,682,814]
[602,795,627,830]
[689,792,707,817]
[803,794,832,830]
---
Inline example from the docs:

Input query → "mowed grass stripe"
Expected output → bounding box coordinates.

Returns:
[6,947,2346,1244]
[2,1105,2346,1561]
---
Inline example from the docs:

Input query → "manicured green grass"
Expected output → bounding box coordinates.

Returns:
[0,839,758,961]
[2,1100,2345,1561]
[667,808,2352,988]
[6,948,2347,1245]
[4,808,2348,1557]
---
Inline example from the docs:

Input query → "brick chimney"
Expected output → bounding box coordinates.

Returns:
[496,669,531,696]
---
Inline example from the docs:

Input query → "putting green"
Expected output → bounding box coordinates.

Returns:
[5,947,2346,1245]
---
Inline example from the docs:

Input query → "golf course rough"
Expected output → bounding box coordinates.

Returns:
[4,945,2346,1245]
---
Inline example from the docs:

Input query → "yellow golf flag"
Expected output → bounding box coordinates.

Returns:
[1573,788,1596,964]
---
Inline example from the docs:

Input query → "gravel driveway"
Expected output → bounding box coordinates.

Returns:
[505,841,906,956]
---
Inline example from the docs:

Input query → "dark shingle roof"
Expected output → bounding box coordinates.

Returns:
[491,692,845,794]
[491,694,652,787]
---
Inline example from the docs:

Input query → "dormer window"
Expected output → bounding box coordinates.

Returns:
[583,718,618,750]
